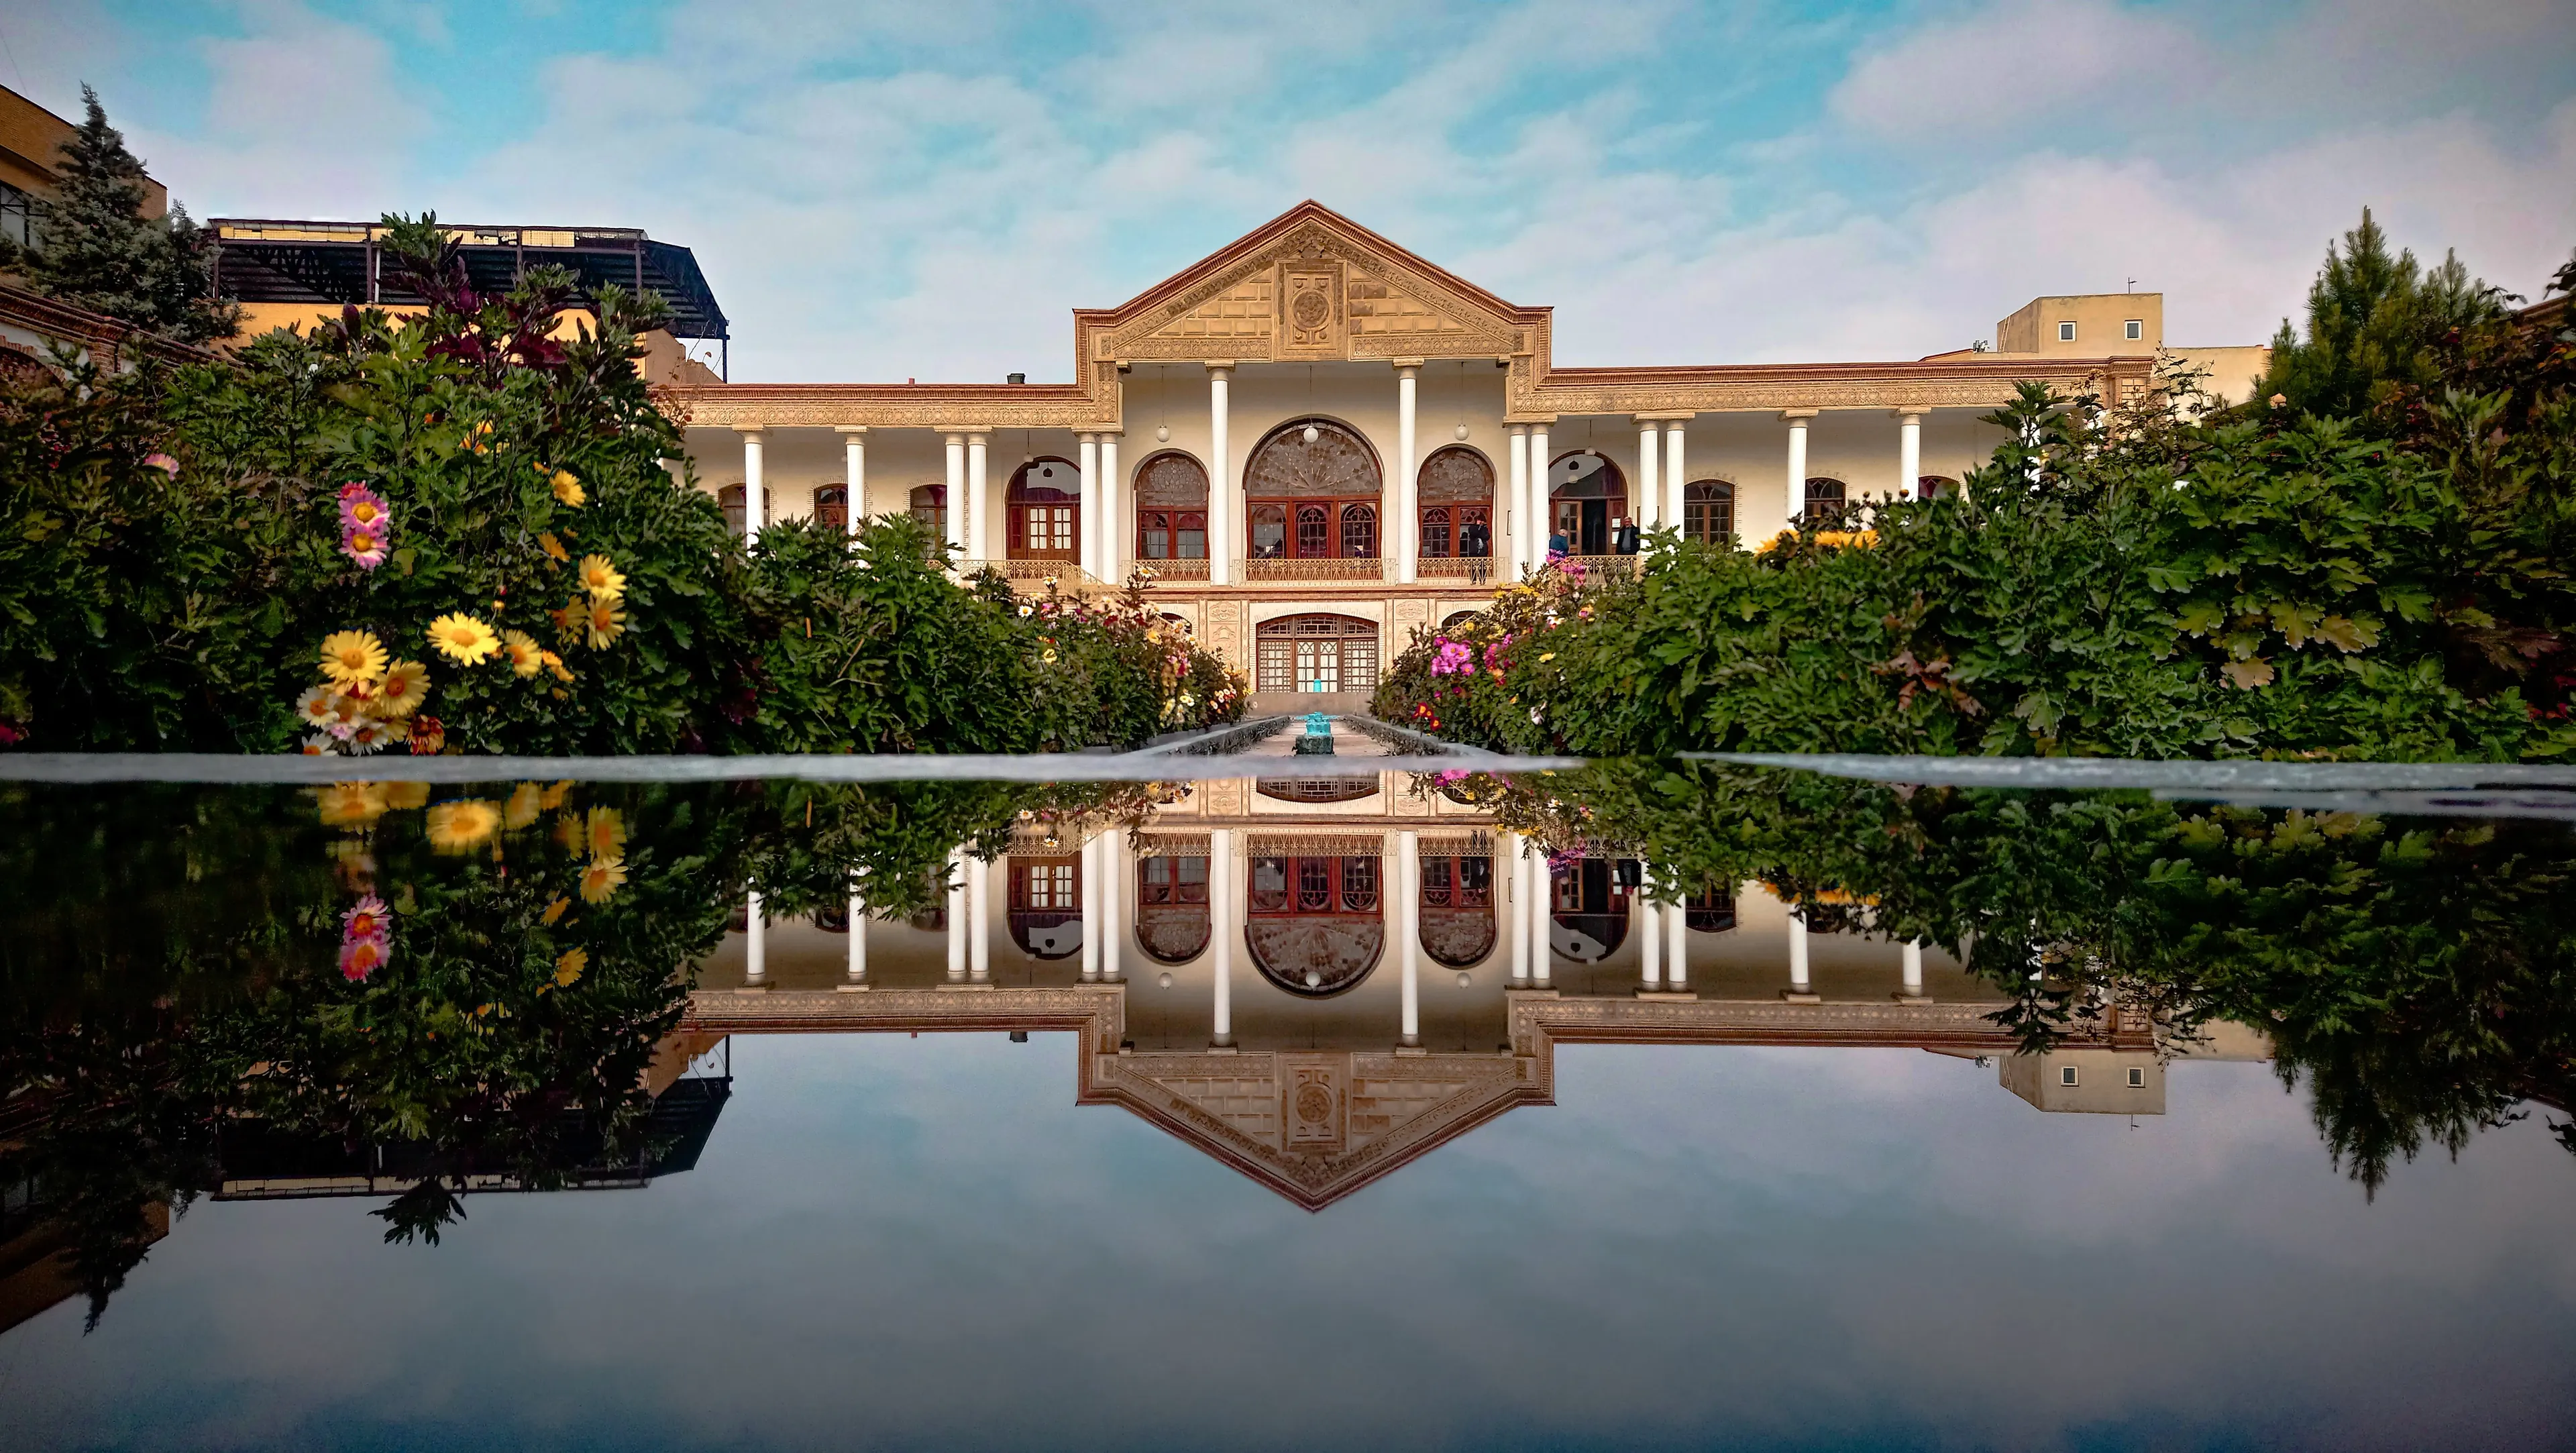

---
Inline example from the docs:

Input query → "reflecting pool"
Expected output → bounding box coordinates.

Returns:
[2,750,2573,1450]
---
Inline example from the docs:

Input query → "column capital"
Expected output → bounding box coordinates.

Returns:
[930,423,996,436]
[832,425,869,435]
[1077,431,1097,443]
[1632,411,1695,425]
[1204,361,1235,376]
[731,424,767,437]
[1391,357,1425,374]
[1507,423,1529,437]
[1890,406,1931,421]
[1778,409,1820,423]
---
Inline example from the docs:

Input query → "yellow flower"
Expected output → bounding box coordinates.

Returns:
[501,629,543,678]
[585,598,626,649]
[425,799,502,853]
[1040,648,1057,663]
[584,806,626,860]
[580,854,627,903]
[537,531,568,563]
[426,613,500,665]
[504,782,544,830]
[383,781,432,810]
[553,946,588,987]
[577,554,625,601]
[373,659,430,718]
[541,648,572,682]
[319,630,388,686]
[538,780,572,810]
[552,469,585,507]
[541,895,572,925]
[315,782,388,827]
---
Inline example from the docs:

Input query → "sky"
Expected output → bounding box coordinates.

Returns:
[4,1037,2573,1450]
[1,0,2572,382]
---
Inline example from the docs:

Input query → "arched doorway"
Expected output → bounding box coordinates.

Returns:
[1916,475,1960,500]
[811,484,849,533]
[1255,776,1381,804]
[1417,445,1494,572]
[1420,852,1496,967]
[1133,451,1209,570]
[1546,451,1625,556]
[1006,457,1080,561]
[908,484,947,543]
[1135,853,1210,963]
[1255,614,1379,696]
[1681,480,1733,545]
[1685,887,1737,933]
[1246,851,1384,996]
[1803,477,1847,521]
[717,484,773,539]
[1008,855,1081,959]
[1549,855,1633,963]
[1245,419,1381,567]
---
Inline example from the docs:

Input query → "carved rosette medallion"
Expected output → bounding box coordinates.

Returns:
[1280,263,1344,358]
[1285,1057,1345,1148]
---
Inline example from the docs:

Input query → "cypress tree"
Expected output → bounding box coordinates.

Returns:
[2260,207,2500,417]
[0,85,237,344]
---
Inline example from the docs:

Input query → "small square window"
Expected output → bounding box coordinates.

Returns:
[2124,319,2143,341]
[2127,1066,2147,1088]
[2059,1065,2080,1087]
[2057,321,2077,342]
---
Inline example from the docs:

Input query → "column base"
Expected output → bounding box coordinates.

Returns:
[1892,991,1935,1005]
[1394,1043,1429,1058]
[1505,984,1560,997]
[835,982,872,993]
[936,981,997,993]
[733,982,772,994]
[1780,990,1823,1004]
[1635,990,1697,1002]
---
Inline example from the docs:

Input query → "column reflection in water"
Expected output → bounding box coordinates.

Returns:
[1210,826,1236,1046]
[945,848,967,983]
[1397,829,1420,1046]
[744,888,765,986]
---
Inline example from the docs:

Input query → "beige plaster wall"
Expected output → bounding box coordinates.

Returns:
[1996,292,2162,354]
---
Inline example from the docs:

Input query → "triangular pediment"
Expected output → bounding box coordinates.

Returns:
[1094,1047,1540,1211]
[1087,201,1538,366]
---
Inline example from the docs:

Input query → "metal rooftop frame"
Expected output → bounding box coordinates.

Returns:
[207,218,731,367]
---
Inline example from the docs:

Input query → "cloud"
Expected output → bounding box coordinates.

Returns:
[1829,0,2206,141]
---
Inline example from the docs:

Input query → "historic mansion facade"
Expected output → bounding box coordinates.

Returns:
[669,202,2242,709]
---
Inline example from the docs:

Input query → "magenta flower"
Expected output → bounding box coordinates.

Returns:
[341,525,389,570]
[142,452,179,476]
[339,483,392,533]
[341,894,392,944]
[1430,639,1472,676]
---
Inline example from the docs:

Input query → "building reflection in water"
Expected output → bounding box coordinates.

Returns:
[695,771,2269,1210]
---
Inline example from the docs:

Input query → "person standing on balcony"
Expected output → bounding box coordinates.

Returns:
[1612,515,1641,555]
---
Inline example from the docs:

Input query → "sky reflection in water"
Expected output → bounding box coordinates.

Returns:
[1,752,2571,1450]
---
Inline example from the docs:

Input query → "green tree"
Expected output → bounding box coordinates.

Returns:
[0,85,237,344]
[2259,207,2500,417]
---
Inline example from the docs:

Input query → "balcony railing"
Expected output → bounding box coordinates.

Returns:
[1418,555,1499,585]
[959,559,1116,595]
[1133,557,1209,583]
[1241,556,1387,584]
[1554,554,1642,581]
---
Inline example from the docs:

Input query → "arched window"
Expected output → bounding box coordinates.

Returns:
[1440,610,1483,633]
[812,485,849,533]
[1007,457,1080,561]
[1682,480,1733,545]
[1244,418,1380,560]
[1254,614,1380,695]
[909,484,947,542]
[1546,451,1627,557]
[717,484,773,539]
[1008,855,1082,959]
[1417,445,1494,560]
[1246,853,1384,997]
[812,904,851,932]
[1256,776,1381,804]
[1917,475,1960,500]
[1134,451,1209,564]
[1803,477,1847,521]
[1136,853,1210,964]
[1548,855,1633,963]
[1419,854,1497,967]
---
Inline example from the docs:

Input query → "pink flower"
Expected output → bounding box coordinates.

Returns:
[337,484,392,533]
[1430,639,1472,676]
[142,452,179,476]
[341,525,388,569]
[342,894,391,944]
[339,934,390,981]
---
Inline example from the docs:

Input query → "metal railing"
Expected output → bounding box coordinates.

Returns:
[958,560,1116,594]
[1554,554,1642,580]
[1133,557,1210,583]
[1418,556,1499,585]
[1240,557,1387,583]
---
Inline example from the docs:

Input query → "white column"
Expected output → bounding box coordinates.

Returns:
[967,855,992,983]
[1080,834,1103,981]
[1077,433,1100,580]
[1664,420,1686,529]
[1504,834,1530,983]
[1530,853,1552,986]
[1395,363,1420,584]
[1780,410,1815,544]
[737,427,767,542]
[838,426,866,539]
[1635,419,1661,531]
[945,849,967,982]
[845,875,868,987]
[1787,910,1811,996]
[1397,830,1421,1044]
[743,889,766,985]
[1639,889,1661,989]
[1210,827,1236,1045]
[1666,900,1686,990]
[1505,427,1529,578]
[1526,425,1551,571]
[943,434,967,566]
[1901,939,1925,999]
[1208,366,1233,586]
[1101,827,1126,983]
[1099,433,1122,585]
[1895,408,1925,503]
[965,433,990,565]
